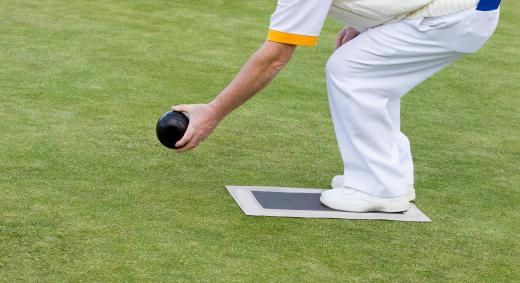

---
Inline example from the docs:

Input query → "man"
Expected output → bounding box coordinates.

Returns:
[172,0,501,212]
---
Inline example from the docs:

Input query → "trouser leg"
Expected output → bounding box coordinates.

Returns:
[326,18,464,197]
[387,98,414,186]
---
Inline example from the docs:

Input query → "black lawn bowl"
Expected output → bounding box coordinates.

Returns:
[156,111,189,149]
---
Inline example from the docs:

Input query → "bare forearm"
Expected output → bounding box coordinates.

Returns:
[172,41,295,152]
[208,41,295,120]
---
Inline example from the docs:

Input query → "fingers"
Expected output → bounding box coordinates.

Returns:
[176,136,200,153]
[336,31,346,49]
[170,104,199,153]
[175,127,194,148]
[168,103,214,153]
[342,35,349,46]
[344,29,360,44]
[336,28,361,50]
[336,28,347,49]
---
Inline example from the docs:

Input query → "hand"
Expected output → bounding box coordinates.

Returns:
[171,103,221,153]
[336,26,360,49]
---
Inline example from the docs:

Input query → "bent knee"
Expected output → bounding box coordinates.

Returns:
[325,52,343,79]
[325,51,362,82]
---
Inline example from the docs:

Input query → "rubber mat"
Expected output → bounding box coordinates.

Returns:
[226,186,431,222]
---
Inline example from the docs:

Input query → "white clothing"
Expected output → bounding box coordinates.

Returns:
[325,8,500,197]
[330,0,479,32]
[267,0,480,45]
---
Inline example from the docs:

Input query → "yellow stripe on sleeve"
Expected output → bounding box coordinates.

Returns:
[267,30,318,47]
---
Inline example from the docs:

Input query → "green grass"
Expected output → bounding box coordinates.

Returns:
[1,0,519,281]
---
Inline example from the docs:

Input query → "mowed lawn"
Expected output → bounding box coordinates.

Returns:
[1,0,519,281]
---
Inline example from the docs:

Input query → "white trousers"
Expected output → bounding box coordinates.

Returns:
[326,8,500,197]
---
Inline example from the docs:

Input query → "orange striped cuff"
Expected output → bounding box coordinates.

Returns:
[267,30,318,47]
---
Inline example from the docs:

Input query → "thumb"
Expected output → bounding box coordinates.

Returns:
[171,104,190,112]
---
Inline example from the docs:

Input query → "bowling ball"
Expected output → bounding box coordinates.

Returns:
[156,111,189,149]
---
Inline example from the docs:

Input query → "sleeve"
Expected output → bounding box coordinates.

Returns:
[268,0,333,47]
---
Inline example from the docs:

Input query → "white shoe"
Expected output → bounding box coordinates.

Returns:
[320,187,410,213]
[331,175,416,201]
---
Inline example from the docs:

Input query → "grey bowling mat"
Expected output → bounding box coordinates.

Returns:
[226,186,431,222]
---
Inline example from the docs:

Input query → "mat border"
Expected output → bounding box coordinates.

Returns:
[226,186,431,222]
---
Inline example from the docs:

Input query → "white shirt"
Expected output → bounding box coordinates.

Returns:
[268,0,479,46]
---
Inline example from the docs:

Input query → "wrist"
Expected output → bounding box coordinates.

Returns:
[207,101,227,122]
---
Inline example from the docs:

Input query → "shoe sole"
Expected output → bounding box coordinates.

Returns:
[320,196,411,213]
